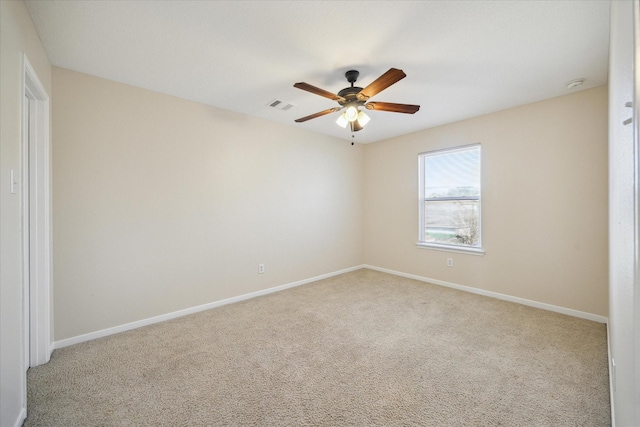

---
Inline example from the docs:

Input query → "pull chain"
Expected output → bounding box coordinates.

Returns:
[351,134,355,146]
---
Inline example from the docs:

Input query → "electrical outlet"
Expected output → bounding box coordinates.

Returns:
[258,264,265,274]
[447,258,453,267]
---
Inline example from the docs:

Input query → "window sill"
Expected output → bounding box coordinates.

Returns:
[416,242,485,256]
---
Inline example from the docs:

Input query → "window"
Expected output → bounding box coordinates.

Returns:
[418,144,483,253]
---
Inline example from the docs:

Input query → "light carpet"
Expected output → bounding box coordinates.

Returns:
[25,269,610,426]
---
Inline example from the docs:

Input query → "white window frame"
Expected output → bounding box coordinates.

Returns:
[417,144,484,255]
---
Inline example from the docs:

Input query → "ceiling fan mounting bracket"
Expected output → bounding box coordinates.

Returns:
[345,70,359,85]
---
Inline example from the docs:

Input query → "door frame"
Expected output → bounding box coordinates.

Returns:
[22,54,52,369]
[633,1,640,423]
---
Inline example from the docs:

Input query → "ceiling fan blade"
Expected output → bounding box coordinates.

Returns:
[294,82,345,102]
[365,102,420,114]
[357,68,407,101]
[294,107,341,123]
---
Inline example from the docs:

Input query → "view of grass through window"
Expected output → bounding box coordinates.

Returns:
[419,145,481,249]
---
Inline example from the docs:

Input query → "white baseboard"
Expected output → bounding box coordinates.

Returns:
[53,265,365,349]
[54,263,607,349]
[364,264,608,324]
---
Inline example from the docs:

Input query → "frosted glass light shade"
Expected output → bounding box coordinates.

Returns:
[357,111,370,127]
[345,105,359,122]
[336,113,349,128]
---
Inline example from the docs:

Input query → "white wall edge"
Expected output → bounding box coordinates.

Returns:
[364,264,609,324]
[13,409,26,427]
[607,322,616,427]
[53,265,365,349]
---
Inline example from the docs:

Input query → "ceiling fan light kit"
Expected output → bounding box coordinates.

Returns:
[294,68,420,134]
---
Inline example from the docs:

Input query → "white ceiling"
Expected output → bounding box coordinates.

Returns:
[25,0,610,144]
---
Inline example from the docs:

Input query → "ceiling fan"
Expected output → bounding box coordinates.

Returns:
[293,68,420,132]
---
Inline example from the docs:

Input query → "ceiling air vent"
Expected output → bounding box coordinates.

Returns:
[267,99,295,111]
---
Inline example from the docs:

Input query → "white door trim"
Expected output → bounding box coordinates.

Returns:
[633,1,640,424]
[22,54,52,368]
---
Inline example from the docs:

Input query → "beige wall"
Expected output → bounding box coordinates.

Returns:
[363,86,608,317]
[53,69,608,343]
[52,67,364,341]
[1,1,52,425]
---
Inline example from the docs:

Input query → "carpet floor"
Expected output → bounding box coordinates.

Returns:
[25,269,610,426]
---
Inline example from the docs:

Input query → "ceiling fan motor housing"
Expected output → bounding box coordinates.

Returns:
[338,86,363,101]
[338,70,363,105]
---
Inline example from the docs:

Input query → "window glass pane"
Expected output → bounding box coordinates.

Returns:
[424,200,480,246]
[424,148,480,198]
[419,144,482,250]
